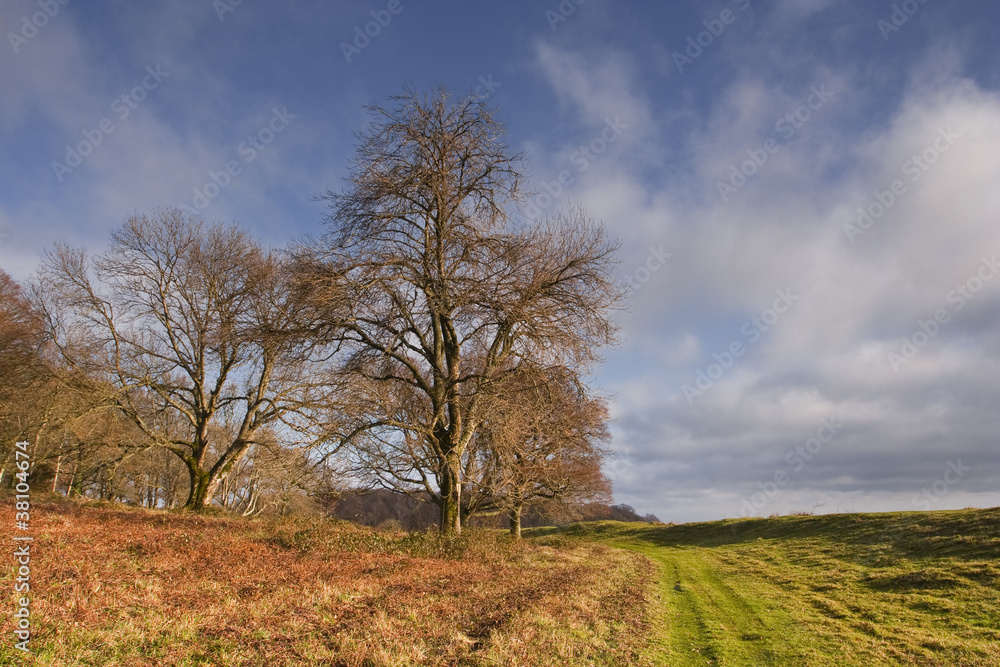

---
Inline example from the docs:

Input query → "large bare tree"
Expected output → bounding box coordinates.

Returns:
[295,87,623,533]
[34,210,351,510]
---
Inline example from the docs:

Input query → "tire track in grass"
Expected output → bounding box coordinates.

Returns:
[674,550,780,664]
[653,551,718,664]
[535,510,1000,666]
[611,541,803,666]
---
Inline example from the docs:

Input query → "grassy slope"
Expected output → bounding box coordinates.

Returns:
[0,497,653,666]
[5,499,999,666]
[528,508,1000,666]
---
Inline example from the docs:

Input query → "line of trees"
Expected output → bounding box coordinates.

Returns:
[332,489,659,532]
[1,87,626,535]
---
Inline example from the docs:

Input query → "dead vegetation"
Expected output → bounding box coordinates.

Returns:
[1,497,653,666]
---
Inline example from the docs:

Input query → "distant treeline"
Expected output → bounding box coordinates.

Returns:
[330,488,660,531]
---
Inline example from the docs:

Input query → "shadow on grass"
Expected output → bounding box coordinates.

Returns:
[527,507,1000,563]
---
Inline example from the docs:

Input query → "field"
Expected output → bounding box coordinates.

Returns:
[3,498,999,665]
[0,498,650,666]
[530,508,1000,666]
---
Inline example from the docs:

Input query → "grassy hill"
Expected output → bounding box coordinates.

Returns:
[528,507,1000,666]
[0,497,651,666]
[4,498,998,665]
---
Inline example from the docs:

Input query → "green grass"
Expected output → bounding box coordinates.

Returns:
[527,507,1000,666]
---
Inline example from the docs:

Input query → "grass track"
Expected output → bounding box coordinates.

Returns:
[612,541,809,666]
[528,507,1000,666]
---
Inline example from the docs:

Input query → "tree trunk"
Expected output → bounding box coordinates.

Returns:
[440,496,461,534]
[51,455,61,493]
[66,463,79,497]
[241,479,261,517]
[185,465,214,510]
[101,464,120,501]
[439,455,462,534]
[192,441,250,511]
[509,505,523,539]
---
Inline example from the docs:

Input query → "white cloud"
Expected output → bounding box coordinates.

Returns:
[555,44,1000,520]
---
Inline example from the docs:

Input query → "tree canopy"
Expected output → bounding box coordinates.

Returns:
[293,86,623,533]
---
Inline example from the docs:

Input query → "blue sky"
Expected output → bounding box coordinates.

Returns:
[2,0,999,522]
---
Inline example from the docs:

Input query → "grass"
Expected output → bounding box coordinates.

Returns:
[5,497,999,665]
[527,507,1000,666]
[0,497,652,666]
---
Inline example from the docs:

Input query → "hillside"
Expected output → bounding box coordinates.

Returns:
[529,507,1000,666]
[0,497,651,666]
[5,498,999,666]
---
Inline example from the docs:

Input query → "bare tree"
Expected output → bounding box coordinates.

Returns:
[469,365,613,538]
[0,269,109,491]
[34,210,351,510]
[217,431,341,517]
[0,269,51,485]
[295,87,623,533]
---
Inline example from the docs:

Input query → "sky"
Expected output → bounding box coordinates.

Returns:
[2,0,999,523]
